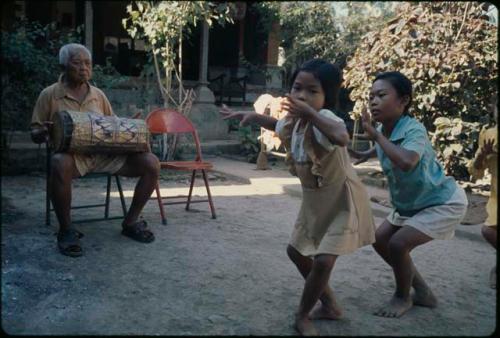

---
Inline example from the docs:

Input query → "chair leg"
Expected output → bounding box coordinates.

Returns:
[104,174,112,218]
[115,175,127,217]
[186,170,196,211]
[155,181,167,225]
[46,174,51,226]
[45,144,51,226]
[201,169,216,219]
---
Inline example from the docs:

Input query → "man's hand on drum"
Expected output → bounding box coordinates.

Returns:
[219,104,255,127]
[30,122,52,144]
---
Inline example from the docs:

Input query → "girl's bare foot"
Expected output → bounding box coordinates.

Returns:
[489,266,496,289]
[374,295,413,318]
[294,315,319,336]
[412,286,437,308]
[309,302,343,320]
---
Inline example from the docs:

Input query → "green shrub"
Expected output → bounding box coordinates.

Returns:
[343,2,497,180]
[1,19,128,133]
[238,126,260,163]
[1,20,82,131]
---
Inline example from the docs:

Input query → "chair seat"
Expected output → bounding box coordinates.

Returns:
[160,161,213,170]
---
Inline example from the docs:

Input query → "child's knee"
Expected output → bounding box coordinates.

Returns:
[388,238,409,255]
[313,255,336,272]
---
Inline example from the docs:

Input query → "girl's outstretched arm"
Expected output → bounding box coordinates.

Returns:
[361,110,419,172]
[219,104,278,131]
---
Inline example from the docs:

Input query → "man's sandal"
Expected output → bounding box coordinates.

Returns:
[121,220,155,243]
[57,228,84,257]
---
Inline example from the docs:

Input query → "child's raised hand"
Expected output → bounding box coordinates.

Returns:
[219,104,253,127]
[281,95,316,119]
[360,107,379,141]
[480,138,496,157]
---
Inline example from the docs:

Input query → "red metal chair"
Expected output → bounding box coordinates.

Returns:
[145,108,216,225]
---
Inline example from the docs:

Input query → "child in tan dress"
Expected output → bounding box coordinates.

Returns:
[220,59,376,336]
[469,96,497,289]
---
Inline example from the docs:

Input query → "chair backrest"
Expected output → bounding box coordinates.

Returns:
[145,108,203,161]
[145,108,195,133]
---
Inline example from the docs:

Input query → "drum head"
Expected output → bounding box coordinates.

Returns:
[51,111,73,152]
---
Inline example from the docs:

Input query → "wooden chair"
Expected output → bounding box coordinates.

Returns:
[145,108,216,225]
[45,142,127,226]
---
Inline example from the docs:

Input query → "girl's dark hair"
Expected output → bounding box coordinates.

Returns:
[374,71,413,115]
[289,59,342,111]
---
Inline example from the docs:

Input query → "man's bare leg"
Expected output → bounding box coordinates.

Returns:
[50,153,83,256]
[115,152,160,227]
[50,153,81,232]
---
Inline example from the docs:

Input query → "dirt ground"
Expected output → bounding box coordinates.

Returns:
[1,158,497,336]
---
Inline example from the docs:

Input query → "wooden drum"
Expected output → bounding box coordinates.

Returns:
[51,110,150,154]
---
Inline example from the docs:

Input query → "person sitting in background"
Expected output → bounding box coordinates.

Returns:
[31,43,159,257]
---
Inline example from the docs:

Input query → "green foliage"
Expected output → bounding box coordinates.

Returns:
[269,2,396,87]
[279,2,338,69]
[431,117,481,181]
[123,1,234,109]
[247,2,281,36]
[1,19,127,134]
[91,57,130,90]
[343,2,497,180]
[1,20,82,131]
[332,2,398,67]
[237,126,260,163]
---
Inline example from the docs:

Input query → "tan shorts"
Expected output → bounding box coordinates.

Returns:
[74,154,127,177]
[387,186,468,240]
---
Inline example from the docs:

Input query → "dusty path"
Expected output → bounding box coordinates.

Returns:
[1,158,496,335]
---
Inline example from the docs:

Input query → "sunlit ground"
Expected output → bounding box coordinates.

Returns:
[109,176,300,198]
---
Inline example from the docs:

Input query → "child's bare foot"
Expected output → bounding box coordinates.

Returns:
[489,266,496,289]
[309,302,343,320]
[294,315,319,336]
[374,295,413,318]
[412,286,437,308]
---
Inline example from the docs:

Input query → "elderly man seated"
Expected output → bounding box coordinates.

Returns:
[31,43,160,257]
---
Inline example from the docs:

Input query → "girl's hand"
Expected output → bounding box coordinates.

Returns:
[360,108,379,141]
[219,104,254,127]
[280,95,316,119]
[480,138,496,157]
[474,138,495,169]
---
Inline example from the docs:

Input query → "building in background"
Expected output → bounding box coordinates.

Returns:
[2,1,284,104]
